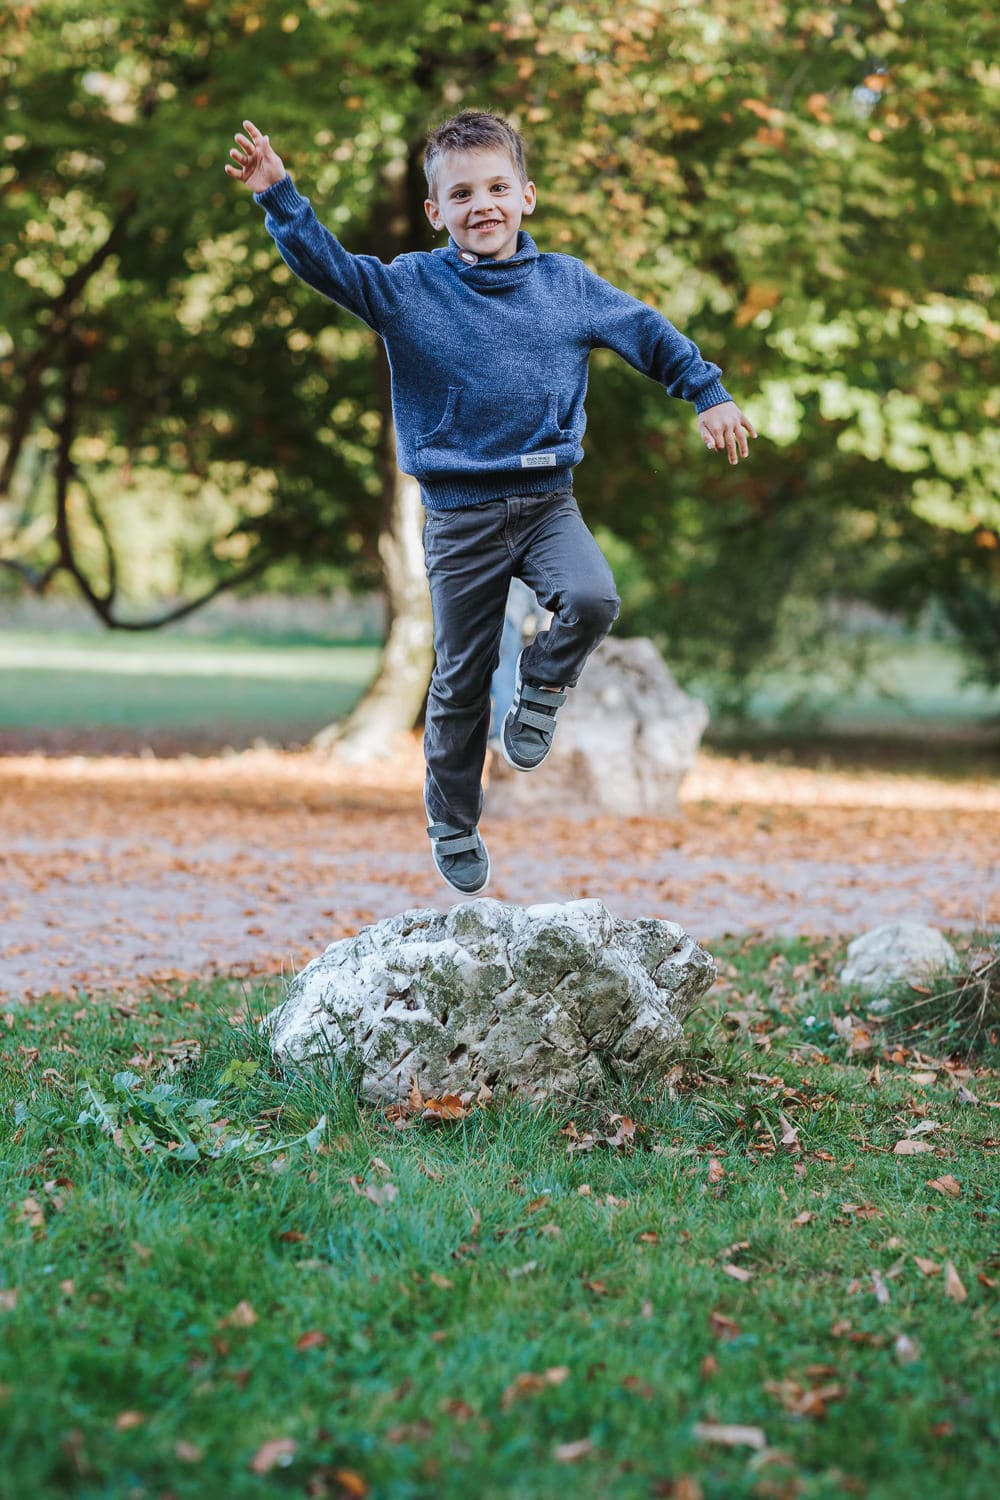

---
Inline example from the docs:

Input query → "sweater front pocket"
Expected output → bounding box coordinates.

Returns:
[413,386,577,474]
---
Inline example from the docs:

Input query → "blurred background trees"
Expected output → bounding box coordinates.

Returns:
[1,0,997,733]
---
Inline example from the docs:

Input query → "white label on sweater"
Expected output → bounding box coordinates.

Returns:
[520,452,557,469]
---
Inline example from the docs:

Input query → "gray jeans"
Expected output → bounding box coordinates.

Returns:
[422,486,620,829]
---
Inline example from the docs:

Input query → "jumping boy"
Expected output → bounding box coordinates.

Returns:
[226,111,757,896]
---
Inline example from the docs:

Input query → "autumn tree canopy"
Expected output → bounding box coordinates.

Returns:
[1,0,996,693]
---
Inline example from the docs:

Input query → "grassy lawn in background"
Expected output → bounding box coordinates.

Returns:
[691,640,1000,737]
[0,633,380,737]
[2,935,997,1499]
[1,629,999,744]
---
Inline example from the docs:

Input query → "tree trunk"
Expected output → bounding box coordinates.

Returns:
[311,452,433,761]
[311,142,436,760]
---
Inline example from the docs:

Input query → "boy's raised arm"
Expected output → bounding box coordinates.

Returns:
[226,119,408,334]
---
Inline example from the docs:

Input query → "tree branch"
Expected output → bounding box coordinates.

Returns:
[0,195,136,498]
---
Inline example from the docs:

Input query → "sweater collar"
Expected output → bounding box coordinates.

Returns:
[436,229,540,290]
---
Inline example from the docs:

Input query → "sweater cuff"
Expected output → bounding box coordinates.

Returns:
[692,379,734,414]
[252,173,303,217]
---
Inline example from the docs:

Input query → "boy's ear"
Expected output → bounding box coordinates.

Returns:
[522,180,537,215]
[424,198,444,231]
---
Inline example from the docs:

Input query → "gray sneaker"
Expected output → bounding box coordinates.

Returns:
[427,820,491,895]
[501,649,567,771]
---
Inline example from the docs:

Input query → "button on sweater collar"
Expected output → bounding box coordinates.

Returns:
[437,230,540,290]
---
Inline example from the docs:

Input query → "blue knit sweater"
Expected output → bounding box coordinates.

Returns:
[253,174,733,510]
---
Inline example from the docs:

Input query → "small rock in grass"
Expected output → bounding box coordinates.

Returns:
[839,921,959,1008]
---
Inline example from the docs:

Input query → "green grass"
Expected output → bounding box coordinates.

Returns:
[693,639,1000,735]
[1,628,997,744]
[0,634,379,734]
[2,937,998,1498]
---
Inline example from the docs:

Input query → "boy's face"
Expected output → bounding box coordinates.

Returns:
[425,147,536,262]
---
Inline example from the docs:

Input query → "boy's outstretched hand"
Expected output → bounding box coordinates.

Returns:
[225,119,286,194]
[697,401,758,465]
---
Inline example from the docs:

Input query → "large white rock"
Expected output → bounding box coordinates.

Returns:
[840,922,959,1001]
[263,898,716,1102]
[488,636,708,818]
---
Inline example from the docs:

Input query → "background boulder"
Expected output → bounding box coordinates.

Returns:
[488,636,708,818]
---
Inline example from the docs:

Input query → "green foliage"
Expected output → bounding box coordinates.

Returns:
[14,1066,326,1164]
[1,0,996,687]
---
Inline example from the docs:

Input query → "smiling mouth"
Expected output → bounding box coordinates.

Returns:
[471,220,502,232]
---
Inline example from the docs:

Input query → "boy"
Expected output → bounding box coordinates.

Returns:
[226,111,757,896]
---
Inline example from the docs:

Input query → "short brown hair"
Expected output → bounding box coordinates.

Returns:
[423,110,528,200]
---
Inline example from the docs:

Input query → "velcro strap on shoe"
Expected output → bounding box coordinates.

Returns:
[427,823,480,855]
[521,683,567,707]
[516,706,559,732]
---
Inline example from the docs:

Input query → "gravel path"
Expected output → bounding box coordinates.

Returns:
[1,741,996,1000]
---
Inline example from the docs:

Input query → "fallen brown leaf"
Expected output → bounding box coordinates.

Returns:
[332,1469,369,1497]
[295,1330,327,1351]
[220,1300,257,1328]
[722,1263,753,1283]
[501,1367,570,1409]
[249,1437,297,1474]
[554,1438,594,1463]
[926,1175,962,1198]
[943,1261,967,1302]
[708,1309,741,1341]
[692,1421,767,1449]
